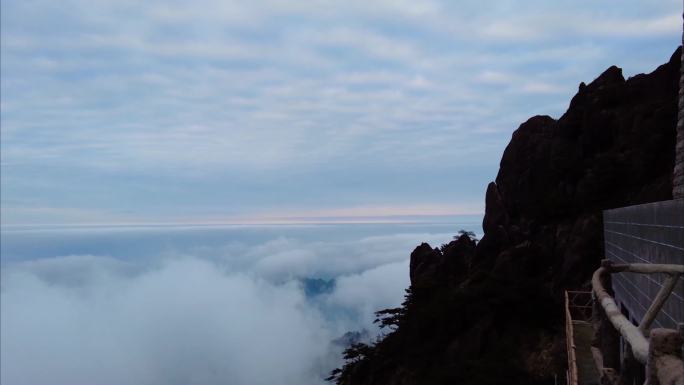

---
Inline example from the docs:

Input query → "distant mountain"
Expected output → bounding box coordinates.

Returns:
[300,277,336,298]
[333,330,372,348]
[332,47,680,385]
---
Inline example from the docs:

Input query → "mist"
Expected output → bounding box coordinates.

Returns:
[1,228,461,385]
[2,257,332,385]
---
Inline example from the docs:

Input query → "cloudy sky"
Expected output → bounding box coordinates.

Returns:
[1,0,681,225]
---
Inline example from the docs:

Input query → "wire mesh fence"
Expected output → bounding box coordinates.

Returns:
[603,200,684,329]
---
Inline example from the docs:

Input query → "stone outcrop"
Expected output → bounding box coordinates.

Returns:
[675,17,684,198]
[480,49,678,291]
[333,47,681,385]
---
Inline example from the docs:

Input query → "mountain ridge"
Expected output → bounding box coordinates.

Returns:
[331,46,681,385]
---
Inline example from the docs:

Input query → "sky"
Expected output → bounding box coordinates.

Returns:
[1,0,682,225]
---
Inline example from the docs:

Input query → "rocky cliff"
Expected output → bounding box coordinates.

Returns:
[332,47,680,385]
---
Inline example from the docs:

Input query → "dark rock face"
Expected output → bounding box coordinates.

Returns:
[409,234,474,289]
[335,48,680,385]
[409,243,443,287]
[484,49,678,289]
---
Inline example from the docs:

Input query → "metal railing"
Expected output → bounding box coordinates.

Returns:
[565,291,593,385]
[566,291,580,385]
[603,200,684,330]
[592,260,684,385]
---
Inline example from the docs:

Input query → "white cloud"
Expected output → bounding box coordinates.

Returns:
[260,204,484,220]
[474,70,564,95]
[0,228,463,385]
[2,0,680,224]
[323,260,410,332]
[242,232,454,281]
[304,27,422,62]
[479,11,681,42]
[476,71,515,85]
[1,258,333,385]
[0,206,136,226]
[520,81,564,95]
[578,13,681,38]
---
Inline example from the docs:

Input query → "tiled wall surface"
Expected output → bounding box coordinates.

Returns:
[604,199,684,329]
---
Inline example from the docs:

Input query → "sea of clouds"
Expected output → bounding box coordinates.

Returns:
[1,227,464,385]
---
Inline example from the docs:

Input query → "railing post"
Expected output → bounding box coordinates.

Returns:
[646,328,684,385]
[591,262,684,385]
[640,274,681,333]
[592,262,649,363]
[592,276,621,371]
[566,291,579,385]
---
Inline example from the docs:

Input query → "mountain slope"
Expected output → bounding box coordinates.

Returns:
[333,47,680,385]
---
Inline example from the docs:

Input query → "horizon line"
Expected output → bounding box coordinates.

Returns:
[0,213,484,229]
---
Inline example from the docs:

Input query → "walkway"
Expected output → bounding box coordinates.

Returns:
[572,320,600,385]
[565,291,600,385]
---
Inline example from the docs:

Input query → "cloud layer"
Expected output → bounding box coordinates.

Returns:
[1,228,458,385]
[2,258,331,385]
[2,0,681,224]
